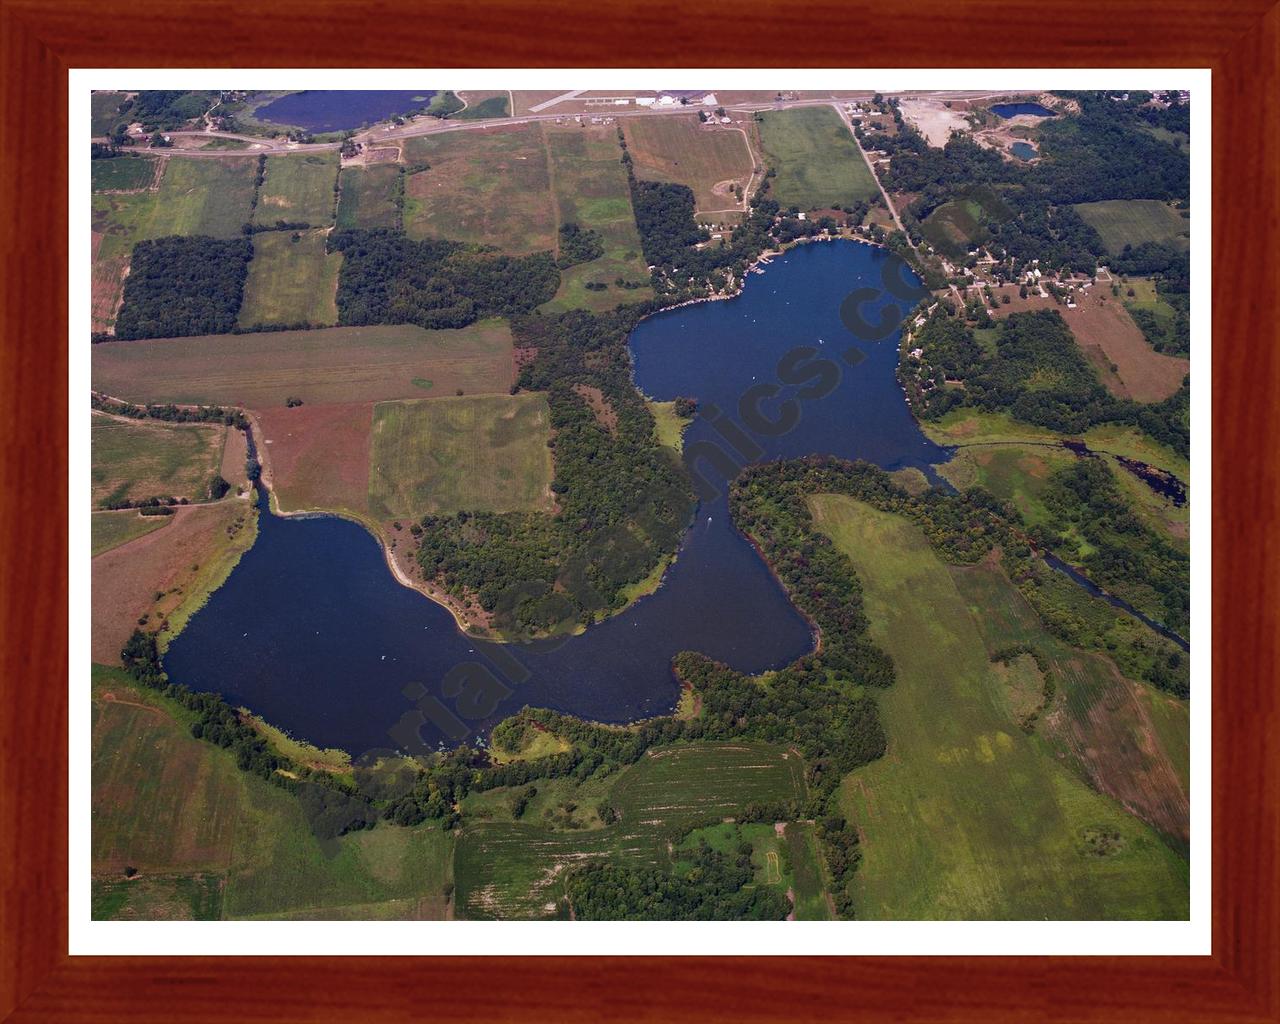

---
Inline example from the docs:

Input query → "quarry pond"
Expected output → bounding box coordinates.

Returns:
[162,241,953,755]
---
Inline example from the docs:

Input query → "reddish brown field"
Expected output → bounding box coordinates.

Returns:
[219,423,249,492]
[988,285,1188,402]
[91,230,129,333]
[90,500,254,665]
[571,383,617,434]
[254,402,373,517]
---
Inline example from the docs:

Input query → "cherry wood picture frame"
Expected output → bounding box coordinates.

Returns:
[3,1,1277,1019]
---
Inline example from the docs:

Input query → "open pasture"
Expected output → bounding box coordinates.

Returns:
[756,106,878,210]
[622,115,755,215]
[402,125,557,253]
[237,229,341,327]
[91,412,227,508]
[254,153,339,227]
[368,393,554,518]
[541,124,653,311]
[151,156,259,237]
[456,92,511,119]
[92,320,514,408]
[91,508,174,557]
[91,91,130,135]
[1074,199,1190,255]
[256,401,373,518]
[92,155,160,193]
[809,495,1189,920]
[336,163,402,230]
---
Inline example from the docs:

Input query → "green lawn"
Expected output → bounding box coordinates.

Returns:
[540,124,653,312]
[254,153,339,227]
[91,508,174,556]
[91,665,455,920]
[649,400,693,452]
[237,229,341,327]
[91,413,226,508]
[368,393,554,518]
[757,106,879,210]
[809,494,1189,920]
[1074,199,1190,256]
[336,163,402,230]
[92,156,158,192]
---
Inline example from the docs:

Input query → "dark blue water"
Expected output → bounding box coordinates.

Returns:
[254,91,438,132]
[164,241,949,756]
[990,102,1056,118]
[1010,141,1038,160]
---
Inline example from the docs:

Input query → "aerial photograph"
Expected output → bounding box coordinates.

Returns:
[88,85,1192,923]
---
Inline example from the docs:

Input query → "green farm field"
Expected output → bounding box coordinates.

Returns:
[91,413,226,508]
[91,91,130,135]
[91,508,174,557]
[1074,199,1190,255]
[336,163,402,230]
[91,665,455,921]
[541,124,653,312]
[91,155,159,192]
[454,741,806,919]
[254,153,339,227]
[91,320,514,408]
[368,393,554,518]
[403,125,557,253]
[622,115,755,215]
[237,229,341,327]
[757,106,878,210]
[456,92,511,119]
[809,495,1189,919]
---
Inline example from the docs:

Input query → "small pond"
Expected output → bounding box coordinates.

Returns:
[253,91,438,132]
[990,102,1056,118]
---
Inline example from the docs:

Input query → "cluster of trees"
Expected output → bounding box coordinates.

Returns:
[566,837,790,920]
[414,304,696,638]
[1039,459,1190,636]
[556,222,605,268]
[107,91,216,133]
[903,308,1190,457]
[113,236,254,340]
[90,393,248,430]
[328,228,560,330]
[1113,244,1190,356]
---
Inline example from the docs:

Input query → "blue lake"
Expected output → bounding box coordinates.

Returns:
[1010,141,1039,160]
[253,91,438,132]
[990,102,1056,118]
[163,241,949,756]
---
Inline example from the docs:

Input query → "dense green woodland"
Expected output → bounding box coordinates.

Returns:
[112,236,253,341]
[903,308,1189,458]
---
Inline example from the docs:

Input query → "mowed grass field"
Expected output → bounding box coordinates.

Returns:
[91,413,227,508]
[757,106,879,210]
[368,394,554,517]
[809,495,1189,919]
[622,115,755,215]
[92,155,159,192]
[91,508,174,557]
[253,152,339,227]
[91,665,455,920]
[1074,199,1190,255]
[336,163,402,230]
[541,124,653,312]
[92,320,514,408]
[454,741,805,919]
[403,125,557,253]
[91,157,257,331]
[237,229,341,327]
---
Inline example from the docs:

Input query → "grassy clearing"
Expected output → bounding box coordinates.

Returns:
[91,413,226,508]
[91,91,130,135]
[919,188,1012,257]
[90,500,257,664]
[621,115,754,215]
[649,400,693,452]
[254,153,339,227]
[1074,199,1190,256]
[336,164,402,230]
[809,495,1188,919]
[756,106,878,210]
[403,125,557,253]
[237,229,341,327]
[92,319,514,408]
[91,508,174,556]
[152,157,259,237]
[456,92,511,119]
[91,665,455,920]
[454,740,805,919]
[92,155,159,192]
[92,874,224,921]
[368,393,554,518]
[540,124,653,312]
